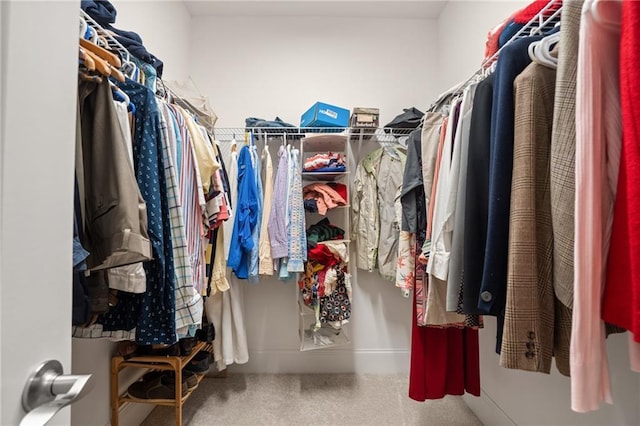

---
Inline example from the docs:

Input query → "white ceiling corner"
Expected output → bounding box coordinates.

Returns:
[183,0,448,19]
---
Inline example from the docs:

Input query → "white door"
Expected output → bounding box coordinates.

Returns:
[1,1,81,425]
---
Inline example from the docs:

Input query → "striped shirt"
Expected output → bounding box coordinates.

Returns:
[169,104,207,295]
[160,103,204,336]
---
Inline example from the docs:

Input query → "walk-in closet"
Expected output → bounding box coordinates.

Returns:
[1,1,639,425]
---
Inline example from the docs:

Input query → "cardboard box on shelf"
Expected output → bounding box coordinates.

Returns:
[300,102,350,129]
[350,107,379,139]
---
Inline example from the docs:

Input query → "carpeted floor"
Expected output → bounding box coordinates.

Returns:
[141,374,482,425]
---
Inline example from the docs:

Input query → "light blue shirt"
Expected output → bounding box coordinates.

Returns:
[248,139,263,283]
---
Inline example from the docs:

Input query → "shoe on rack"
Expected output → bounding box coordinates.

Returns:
[127,374,187,402]
[179,337,196,356]
[184,351,210,374]
[163,370,199,391]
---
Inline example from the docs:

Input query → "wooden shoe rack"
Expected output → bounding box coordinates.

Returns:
[110,341,213,426]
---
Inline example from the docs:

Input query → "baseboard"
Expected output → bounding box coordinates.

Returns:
[226,348,410,374]
[113,402,155,426]
[463,388,516,426]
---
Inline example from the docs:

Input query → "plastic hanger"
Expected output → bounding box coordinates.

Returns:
[528,31,559,68]
[110,81,131,106]
[539,33,559,66]
[231,137,237,154]
[79,17,88,39]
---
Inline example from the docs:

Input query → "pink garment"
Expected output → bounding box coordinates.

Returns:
[416,117,447,326]
[303,183,347,215]
[572,0,621,413]
[303,152,343,171]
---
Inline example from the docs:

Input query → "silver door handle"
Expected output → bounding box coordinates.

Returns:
[20,360,94,426]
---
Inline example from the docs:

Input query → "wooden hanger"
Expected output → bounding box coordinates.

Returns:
[79,47,95,71]
[79,37,122,68]
[81,49,125,82]
[84,50,111,78]
[109,64,126,83]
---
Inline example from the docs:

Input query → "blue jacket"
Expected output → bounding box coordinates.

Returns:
[228,146,259,279]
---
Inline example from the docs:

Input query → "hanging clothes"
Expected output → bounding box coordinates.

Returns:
[269,145,290,261]
[462,74,494,316]
[248,141,263,282]
[166,104,207,296]
[228,145,259,279]
[446,84,477,313]
[425,98,467,327]
[479,34,544,352]
[603,0,640,367]
[571,0,621,412]
[353,149,382,273]
[287,148,307,273]
[397,130,427,311]
[76,77,152,272]
[106,99,147,294]
[97,79,177,345]
[353,145,406,281]
[258,145,274,275]
[376,147,406,281]
[158,102,204,337]
[406,123,480,399]
[223,140,239,261]
[550,0,583,313]
[499,56,570,376]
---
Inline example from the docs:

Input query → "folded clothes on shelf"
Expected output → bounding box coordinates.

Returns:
[245,116,297,132]
[303,152,346,172]
[306,218,345,248]
[384,107,424,131]
[303,182,347,215]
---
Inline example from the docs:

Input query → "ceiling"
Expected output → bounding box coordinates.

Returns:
[184,1,448,19]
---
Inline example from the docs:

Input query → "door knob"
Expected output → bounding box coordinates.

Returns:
[20,360,94,426]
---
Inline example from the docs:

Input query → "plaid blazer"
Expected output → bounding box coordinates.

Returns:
[500,61,570,376]
[550,0,583,310]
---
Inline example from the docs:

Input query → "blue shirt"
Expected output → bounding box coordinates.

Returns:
[228,145,259,279]
[248,143,263,283]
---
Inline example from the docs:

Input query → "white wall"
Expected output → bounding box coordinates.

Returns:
[189,15,440,128]
[71,2,192,425]
[436,0,526,90]
[434,2,640,425]
[110,0,192,81]
[188,14,440,374]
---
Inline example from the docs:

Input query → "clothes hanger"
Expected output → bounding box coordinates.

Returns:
[528,31,559,68]
[79,47,95,71]
[79,17,88,39]
[85,25,99,43]
[110,81,131,106]
[83,50,112,79]
[539,32,559,67]
[79,38,122,69]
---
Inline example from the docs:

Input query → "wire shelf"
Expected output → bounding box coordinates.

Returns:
[80,9,131,64]
[210,127,418,143]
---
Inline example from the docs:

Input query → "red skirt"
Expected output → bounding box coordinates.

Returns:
[409,289,481,401]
